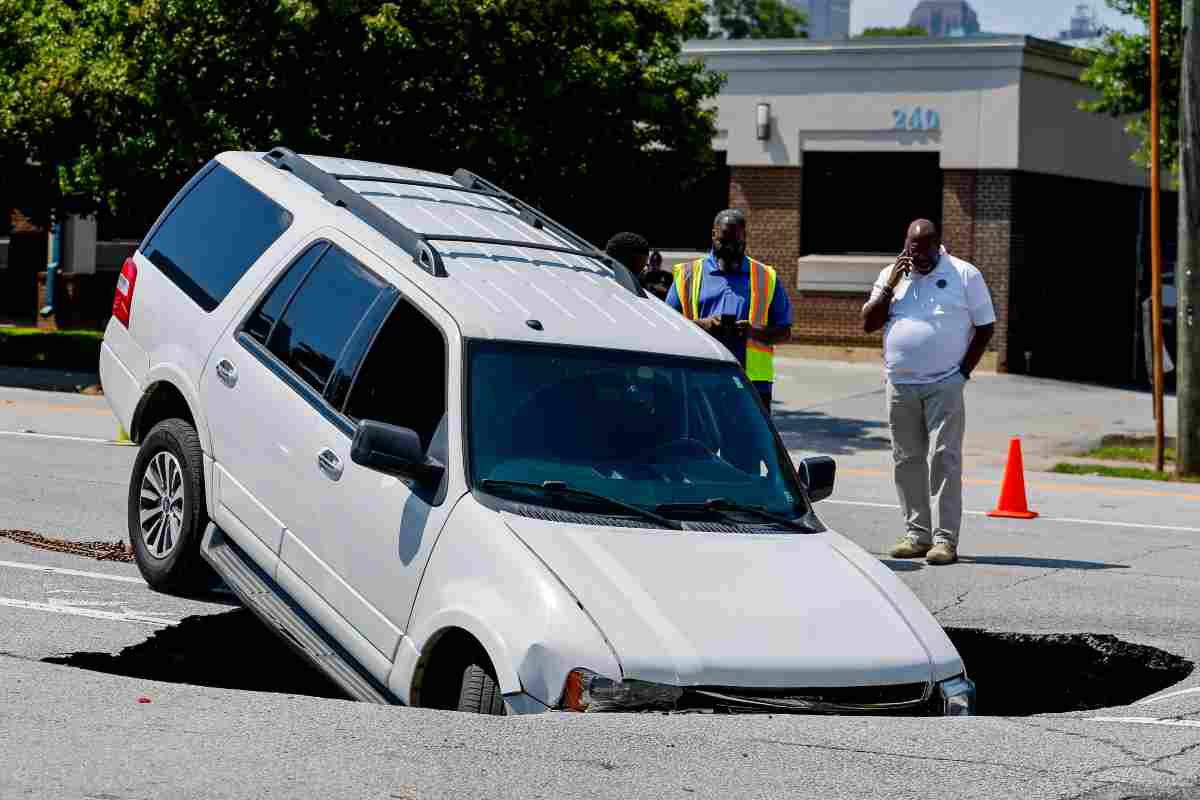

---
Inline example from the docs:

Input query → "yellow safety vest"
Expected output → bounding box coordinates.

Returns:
[672,257,779,383]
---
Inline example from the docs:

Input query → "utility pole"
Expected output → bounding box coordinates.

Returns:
[1180,0,1200,477]
[1150,0,1165,473]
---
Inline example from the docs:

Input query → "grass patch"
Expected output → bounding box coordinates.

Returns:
[1051,463,1200,483]
[1084,445,1176,464]
[0,326,104,371]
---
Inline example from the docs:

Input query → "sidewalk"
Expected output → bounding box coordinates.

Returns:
[771,357,1179,474]
[0,365,101,394]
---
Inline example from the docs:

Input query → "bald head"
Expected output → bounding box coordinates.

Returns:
[905,218,941,274]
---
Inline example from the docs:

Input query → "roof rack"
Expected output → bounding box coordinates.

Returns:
[261,147,643,296]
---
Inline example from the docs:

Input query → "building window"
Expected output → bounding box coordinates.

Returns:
[801,152,942,256]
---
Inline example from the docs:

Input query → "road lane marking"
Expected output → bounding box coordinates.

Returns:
[0,596,175,626]
[0,559,145,585]
[0,430,129,446]
[1088,716,1200,729]
[839,467,1200,501]
[1136,687,1200,705]
[825,499,1200,534]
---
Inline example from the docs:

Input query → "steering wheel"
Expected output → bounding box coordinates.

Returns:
[635,437,717,464]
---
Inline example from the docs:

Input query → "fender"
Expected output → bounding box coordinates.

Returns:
[135,359,212,454]
[396,495,621,709]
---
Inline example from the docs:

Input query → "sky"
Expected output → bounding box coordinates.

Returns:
[848,1,1145,39]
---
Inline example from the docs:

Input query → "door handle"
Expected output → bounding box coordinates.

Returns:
[317,448,343,481]
[215,358,238,388]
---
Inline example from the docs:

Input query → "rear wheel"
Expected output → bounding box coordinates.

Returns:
[128,418,214,595]
[457,663,506,716]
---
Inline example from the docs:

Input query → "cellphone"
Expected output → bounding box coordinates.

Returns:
[721,313,736,329]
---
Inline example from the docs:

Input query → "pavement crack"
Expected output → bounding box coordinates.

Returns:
[751,737,1057,775]
[933,568,1060,616]
[1019,720,1200,782]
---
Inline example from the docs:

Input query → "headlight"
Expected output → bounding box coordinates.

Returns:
[561,668,684,712]
[938,675,976,716]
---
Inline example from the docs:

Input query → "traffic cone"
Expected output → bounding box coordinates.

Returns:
[988,437,1039,519]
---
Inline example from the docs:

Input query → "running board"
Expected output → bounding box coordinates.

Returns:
[199,523,398,705]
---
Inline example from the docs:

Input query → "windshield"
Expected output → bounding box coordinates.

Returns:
[467,341,808,522]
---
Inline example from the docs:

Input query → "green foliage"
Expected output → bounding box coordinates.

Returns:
[0,0,724,241]
[1079,0,1181,174]
[707,0,806,39]
[0,327,104,370]
[1051,462,1200,482]
[857,25,927,38]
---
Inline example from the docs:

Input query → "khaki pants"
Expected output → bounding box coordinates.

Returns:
[886,373,966,546]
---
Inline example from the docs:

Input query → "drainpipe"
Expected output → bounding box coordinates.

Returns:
[39,218,62,318]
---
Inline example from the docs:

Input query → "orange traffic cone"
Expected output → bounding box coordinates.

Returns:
[988,437,1039,519]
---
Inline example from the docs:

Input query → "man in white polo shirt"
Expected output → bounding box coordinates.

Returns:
[861,219,995,565]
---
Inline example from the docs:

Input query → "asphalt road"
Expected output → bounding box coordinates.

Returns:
[2,371,1200,800]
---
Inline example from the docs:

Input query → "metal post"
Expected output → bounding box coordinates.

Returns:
[1150,0,1166,473]
[1180,0,1200,477]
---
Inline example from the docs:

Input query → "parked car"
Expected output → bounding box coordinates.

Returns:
[100,148,976,716]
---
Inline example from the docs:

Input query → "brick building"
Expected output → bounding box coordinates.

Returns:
[674,35,1174,385]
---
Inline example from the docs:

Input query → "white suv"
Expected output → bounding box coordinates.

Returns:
[100,147,975,716]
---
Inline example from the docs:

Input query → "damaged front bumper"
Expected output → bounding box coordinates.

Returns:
[560,669,976,717]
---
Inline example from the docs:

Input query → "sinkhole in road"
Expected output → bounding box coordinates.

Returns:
[42,612,1194,716]
[944,627,1193,716]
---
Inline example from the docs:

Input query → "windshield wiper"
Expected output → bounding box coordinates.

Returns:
[655,498,810,532]
[480,479,682,530]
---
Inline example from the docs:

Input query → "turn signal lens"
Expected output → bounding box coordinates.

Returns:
[561,668,683,712]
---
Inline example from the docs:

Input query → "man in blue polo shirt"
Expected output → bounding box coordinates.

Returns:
[665,209,793,409]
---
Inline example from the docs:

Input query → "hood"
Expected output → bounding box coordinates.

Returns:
[502,514,937,689]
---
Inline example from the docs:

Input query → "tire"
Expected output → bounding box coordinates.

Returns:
[128,418,214,595]
[456,663,506,716]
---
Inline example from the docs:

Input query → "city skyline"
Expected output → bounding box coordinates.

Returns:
[850,0,1143,38]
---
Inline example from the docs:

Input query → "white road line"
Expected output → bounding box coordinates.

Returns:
[825,499,1200,534]
[1088,716,1200,729]
[1136,687,1200,705]
[0,559,145,585]
[0,430,128,446]
[0,596,175,626]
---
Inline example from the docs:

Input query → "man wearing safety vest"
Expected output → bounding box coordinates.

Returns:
[665,209,793,410]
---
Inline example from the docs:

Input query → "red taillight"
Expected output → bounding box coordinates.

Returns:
[113,257,138,327]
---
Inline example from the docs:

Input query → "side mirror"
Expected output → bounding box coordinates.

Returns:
[351,420,445,484]
[798,455,836,503]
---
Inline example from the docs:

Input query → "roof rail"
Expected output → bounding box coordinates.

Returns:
[263,147,446,277]
[261,147,644,296]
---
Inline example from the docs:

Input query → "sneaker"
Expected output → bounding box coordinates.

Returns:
[889,537,932,559]
[926,542,958,565]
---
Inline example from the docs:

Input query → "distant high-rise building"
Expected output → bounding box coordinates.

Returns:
[792,0,852,40]
[908,1,981,37]
[1057,4,1102,43]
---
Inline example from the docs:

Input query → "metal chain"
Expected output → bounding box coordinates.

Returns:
[0,529,133,563]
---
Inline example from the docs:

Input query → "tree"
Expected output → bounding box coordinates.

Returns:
[1079,0,1182,174]
[857,26,927,38]
[707,0,806,39]
[0,0,724,243]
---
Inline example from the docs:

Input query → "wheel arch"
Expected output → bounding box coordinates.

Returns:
[406,616,517,709]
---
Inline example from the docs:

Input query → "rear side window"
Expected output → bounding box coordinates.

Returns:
[142,163,293,312]
[261,246,386,396]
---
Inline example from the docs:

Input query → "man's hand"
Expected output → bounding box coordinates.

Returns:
[696,316,723,334]
[736,321,791,345]
[885,255,913,290]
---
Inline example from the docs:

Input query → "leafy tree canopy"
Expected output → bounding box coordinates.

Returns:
[1079,0,1180,174]
[857,25,927,38]
[706,0,806,39]
[0,0,724,242]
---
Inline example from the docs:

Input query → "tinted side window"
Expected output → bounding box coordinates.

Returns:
[143,164,294,312]
[343,299,447,452]
[267,247,385,396]
[243,243,328,346]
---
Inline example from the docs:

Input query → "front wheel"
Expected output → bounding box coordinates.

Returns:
[128,418,214,595]
[457,663,506,715]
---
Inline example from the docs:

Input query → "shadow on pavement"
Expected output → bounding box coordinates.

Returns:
[960,556,1130,571]
[44,608,348,700]
[772,407,891,456]
[879,559,923,572]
